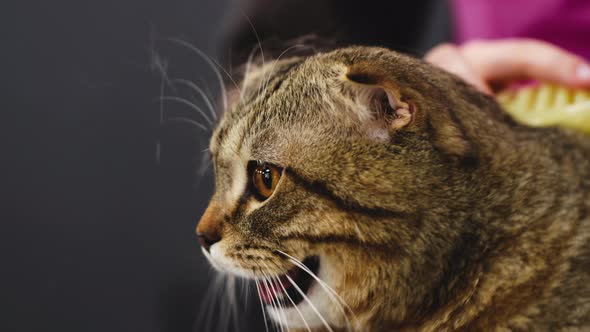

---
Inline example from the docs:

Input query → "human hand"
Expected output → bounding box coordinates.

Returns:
[425,39,590,94]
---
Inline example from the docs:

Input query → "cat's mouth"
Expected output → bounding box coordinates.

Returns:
[257,256,319,307]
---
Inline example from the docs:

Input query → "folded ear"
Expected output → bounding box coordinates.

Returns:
[345,64,473,160]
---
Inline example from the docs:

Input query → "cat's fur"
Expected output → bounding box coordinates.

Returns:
[197,46,590,331]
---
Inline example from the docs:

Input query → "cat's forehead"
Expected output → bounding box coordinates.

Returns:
[210,56,344,153]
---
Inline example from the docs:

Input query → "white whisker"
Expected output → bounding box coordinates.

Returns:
[261,272,287,332]
[242,13,265,71]
[198,154,213,176]
[260,262,295,332]
[241,45,262,98]
[160,96,213,126]
[285,275,334,332]
[267,266,312,332]
[259,275,279,332]
[241,12,268,99]
[151,54,172,164]
[255,280,271,332]
[267,278,285,332]
[164,117,209,132]
[272,274,291,332]
[276,250,356,329]
[195,273,224,332]
[226,276,240,331]
[170,78,218,120]
[193,274,217,330]
[165,38,230,114]
[218,277,229,332]
[198,77,220,113]
[156,73,164,164]
[261,44,306,93]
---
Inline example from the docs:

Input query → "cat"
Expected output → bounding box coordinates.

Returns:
[196,46,590,331]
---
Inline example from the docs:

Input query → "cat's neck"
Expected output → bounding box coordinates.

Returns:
[418,130,590,331]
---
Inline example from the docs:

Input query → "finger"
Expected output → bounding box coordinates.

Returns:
[461,39,590,88]
[425,43,492,94]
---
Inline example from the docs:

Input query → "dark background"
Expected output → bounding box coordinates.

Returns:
[2,1,448,331]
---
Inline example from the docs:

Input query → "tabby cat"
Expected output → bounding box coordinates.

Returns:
[196,46,590,331]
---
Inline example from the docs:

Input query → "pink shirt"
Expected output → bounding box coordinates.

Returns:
[452,0,590,59]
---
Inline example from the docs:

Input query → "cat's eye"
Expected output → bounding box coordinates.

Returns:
[250,162,282,200]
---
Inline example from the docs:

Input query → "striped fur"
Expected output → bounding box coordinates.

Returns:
[199,46,590,331]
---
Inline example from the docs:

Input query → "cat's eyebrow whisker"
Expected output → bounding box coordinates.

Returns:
[254,280,271,332]
[276,250,357,326]
[195,76,221,113]
[242,12,266,73]
[163,117,209,132]
[165,38,231,114]
[285,275,335,332]
[198,154,213,176]
[170,78,218,120]
[240,13,270,102]
[167,37,249,114]
[241,44,262,98]
[159,96,213,126]
[261,44,307,94]
[151,53,176,164]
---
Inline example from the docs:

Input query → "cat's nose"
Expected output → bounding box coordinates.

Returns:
[196,202,223,252]
[197,231,221,252]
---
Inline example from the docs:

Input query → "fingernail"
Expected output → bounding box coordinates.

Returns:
[576,63,590,80]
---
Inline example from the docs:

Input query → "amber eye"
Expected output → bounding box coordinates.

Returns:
[251,162,282,200]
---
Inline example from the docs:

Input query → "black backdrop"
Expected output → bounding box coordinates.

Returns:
[3,0,448,331]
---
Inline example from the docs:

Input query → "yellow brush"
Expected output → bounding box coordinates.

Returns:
[497,83,590,133]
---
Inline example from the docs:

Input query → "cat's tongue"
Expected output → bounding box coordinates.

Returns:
[258,270,297,305]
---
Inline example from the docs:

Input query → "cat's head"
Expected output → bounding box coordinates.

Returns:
[197,46,507,330]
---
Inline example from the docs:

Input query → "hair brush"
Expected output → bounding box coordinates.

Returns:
[497,83,590,134]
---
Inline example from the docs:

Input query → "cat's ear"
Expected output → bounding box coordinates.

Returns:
[344,66,472,159]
